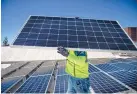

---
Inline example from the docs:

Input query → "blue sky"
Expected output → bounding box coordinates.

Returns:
[1,0,137,44]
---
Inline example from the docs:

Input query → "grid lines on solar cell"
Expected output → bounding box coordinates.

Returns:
[89,72,129,93]
[95,63,124,72]
[54,75,68,93]
[13,16,137,51]
[110,63,137,71]
[88,64,100,73]
[16,75,50,93]
[109,70,137,91]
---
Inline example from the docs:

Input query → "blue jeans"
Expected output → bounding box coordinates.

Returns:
[67,75,90,93]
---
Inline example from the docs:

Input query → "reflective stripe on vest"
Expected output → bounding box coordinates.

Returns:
[65,50,89,78]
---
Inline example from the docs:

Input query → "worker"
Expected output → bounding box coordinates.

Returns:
[57,46,90,93]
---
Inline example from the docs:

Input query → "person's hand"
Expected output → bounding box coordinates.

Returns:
[57,46,69,57]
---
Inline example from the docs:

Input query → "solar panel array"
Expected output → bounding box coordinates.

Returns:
[89,72,129,93]
[54,59,137,93]
[109,70,137,91]
[15,62,55,93]
[1,59,137,93]
[13,16,137,51]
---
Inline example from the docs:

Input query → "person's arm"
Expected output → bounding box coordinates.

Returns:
[57,47,79,63]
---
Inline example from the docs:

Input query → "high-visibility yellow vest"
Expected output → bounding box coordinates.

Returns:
[65,50,89,78]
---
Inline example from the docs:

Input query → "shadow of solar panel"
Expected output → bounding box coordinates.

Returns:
[13,16,137,51]
[16,75,50,93]
[88,64,100,73]
[1,77,22,93]
[54,75,68,93]
[95,64,123,72]
[111,63,137,71]
[90,72,129,93]
[109,70,137,91]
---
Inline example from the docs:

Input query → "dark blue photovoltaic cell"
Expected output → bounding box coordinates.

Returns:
[111,63,137,71]
[95,64,123,72]
[90,72,129,93]
[129,62,137,66]
[16,75,50,93]
[109,71,137,91]
[54,75,68,93]
[1,77,21,93]
[13,16,137,51]
[54,72,129,93]
[88,64,100,73]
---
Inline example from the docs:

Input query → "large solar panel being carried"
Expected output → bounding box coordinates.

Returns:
[12,16,137,52]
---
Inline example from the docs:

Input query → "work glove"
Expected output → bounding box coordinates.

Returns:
[57,46,69,57]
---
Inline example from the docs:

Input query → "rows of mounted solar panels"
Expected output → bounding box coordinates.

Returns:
[1,61,55,93]
[95,59,137,91]
[55,59,137,93]
[95,59,137,72]
[13,16,136,51]
[109,70,137,91]
[15,62,55,93]
[1,61,42,93]
[54,72,129,93]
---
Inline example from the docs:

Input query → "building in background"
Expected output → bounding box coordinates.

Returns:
[124,27,137,42]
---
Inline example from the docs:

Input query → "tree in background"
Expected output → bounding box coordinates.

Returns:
[3,37,9,46]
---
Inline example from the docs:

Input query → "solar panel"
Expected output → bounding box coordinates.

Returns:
[129,62,137,66]
[16,75,50,93]
[12,16,137,52]
[54,75,68,93]
[109,70,137,91]
[1,76,23,93]
[110,63,137,71]
[88,64,100,73]
[96,63,123,72]
[90,72,129,93]
[54,72,129,93]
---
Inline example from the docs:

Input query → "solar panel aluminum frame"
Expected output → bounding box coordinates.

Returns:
[15,75,52,93]
[11,15,137,54]
[11,15,32,47]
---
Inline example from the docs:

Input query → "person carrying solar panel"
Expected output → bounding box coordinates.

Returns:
[57,46,90,93]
